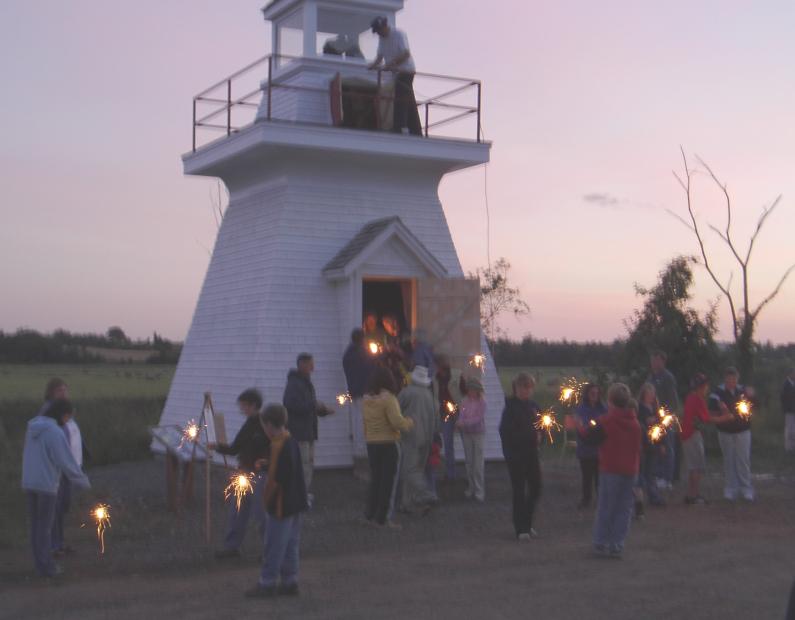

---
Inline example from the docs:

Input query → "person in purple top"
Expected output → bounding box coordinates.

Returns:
[575,384,607,510]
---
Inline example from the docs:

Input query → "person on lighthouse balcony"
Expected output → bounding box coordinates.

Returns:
[368,16,422,136]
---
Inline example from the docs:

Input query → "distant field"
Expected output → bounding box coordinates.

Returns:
[496,366,597,406]
[0,364,175,400]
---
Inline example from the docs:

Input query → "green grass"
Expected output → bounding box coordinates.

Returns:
[0,364,175,400]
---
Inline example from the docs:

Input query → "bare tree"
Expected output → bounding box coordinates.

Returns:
[670,148,794,380]
[470,258,530,342]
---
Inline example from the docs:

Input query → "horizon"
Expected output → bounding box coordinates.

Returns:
[1,1,793,344]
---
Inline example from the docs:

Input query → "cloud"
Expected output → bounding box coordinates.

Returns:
[583,192,620,208]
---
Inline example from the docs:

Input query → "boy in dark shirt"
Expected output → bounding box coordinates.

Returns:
[246,404,308,598]
[213,389,270,559]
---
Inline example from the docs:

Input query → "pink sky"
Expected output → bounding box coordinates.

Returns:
[1,1,793,343]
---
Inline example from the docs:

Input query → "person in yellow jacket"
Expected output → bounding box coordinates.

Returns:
[362,365,414,528]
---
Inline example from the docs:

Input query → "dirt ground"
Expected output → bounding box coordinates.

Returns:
[2,457,794,620]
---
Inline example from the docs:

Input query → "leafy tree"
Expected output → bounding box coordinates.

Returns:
[621,256,720,394]
[106,326,128,343]
[470,258,530,341]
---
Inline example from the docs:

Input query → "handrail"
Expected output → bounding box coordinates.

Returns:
[191,53,482,152]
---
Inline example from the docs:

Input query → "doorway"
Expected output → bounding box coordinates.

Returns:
[361,279,414,341]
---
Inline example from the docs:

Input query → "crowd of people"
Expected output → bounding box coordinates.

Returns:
[18,335,795,601]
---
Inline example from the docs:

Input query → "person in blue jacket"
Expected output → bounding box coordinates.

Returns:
[575,383,607,510]
[21,399,91,577]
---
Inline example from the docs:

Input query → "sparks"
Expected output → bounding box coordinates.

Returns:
[469,354,486,370]
[648,424,665,444]
[91,504,111,555]
[735,399,752,420]
[657,406,680,432]
[368,341,382,355]
[535,409,562,443]
[559,378,583,406]
[589,419,597,427]
[224,472,255,512]
[336,393,352,406]
[443,400,458,422]
[181,420,200,447]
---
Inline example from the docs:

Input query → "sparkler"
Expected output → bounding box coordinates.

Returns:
[443,400,458,422]
[657,406,681,432]
[368,341,382,355]
[469,354,486,370]
[589,419,597,427]
[180,419,200,447]
[224,472,255,512]
[535,409,562,443]
[336,393,352,406]
[559,378,583,406]
[91,504,111,555]
[648,424,665,445]
[735,399,752,420]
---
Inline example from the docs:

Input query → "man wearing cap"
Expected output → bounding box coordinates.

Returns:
[397,366,439,513]
[368,16,422,136]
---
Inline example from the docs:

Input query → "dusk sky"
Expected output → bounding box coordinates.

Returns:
[1,1,793,344]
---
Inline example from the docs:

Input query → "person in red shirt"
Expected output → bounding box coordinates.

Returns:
[681,373,733,504]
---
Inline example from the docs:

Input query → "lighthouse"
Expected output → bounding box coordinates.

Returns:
[157,0,504,468]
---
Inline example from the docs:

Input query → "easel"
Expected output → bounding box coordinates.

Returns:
[176,392,224,544]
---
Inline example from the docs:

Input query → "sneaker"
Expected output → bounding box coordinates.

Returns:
[214,549,241,560]
[517,533,531,542]
[591,544,609,559]
[634,501,645,519]
[608,546,624,559]
[306,493,315,509]
[529,528,539,539]
[245,584,277,599]
[277,583,299,597]
[741,494,755,503]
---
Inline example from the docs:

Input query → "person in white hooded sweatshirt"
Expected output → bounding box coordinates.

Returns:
[21,399,90,577]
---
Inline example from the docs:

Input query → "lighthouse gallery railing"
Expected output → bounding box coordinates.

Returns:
[191,54,483,152]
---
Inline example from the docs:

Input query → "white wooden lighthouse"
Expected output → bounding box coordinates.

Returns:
[157,0,505,467]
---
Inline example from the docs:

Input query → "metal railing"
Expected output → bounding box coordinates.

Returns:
[191,54,482,152]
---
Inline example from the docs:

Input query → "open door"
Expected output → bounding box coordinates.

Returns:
[417,278,481,371]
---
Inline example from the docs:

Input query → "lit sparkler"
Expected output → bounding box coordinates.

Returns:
[559,378,583,406]
[648,424,665,444]
[589,419,597,427]
[735,399,752,420]
[535,409,562,443]
[224,472,255,512]
[657,406,681,432]
[443,400,458,422]
[180,419,201,448]
[368,341,382,355]
[469,354,486,370]
[336,393,352,406]
[91,504,111,555]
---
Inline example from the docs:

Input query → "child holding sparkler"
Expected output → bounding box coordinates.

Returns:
[499,373,542,540]
[682,374,733,504]
[22,399,91,578]
[575,384,606,510]
[708,367,756,502]
[246,404,307,598]
[212,388,270,559]
[433,356,462,482]
[580,383,641,558]
[637,383,665,507]
[456,376,487,502]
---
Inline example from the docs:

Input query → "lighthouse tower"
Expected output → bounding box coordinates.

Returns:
[158,0,503,467]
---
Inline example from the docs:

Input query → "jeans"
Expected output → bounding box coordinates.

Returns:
[350,399,367,459]
[593,473,635,552]
[640,449,664,504]
[222,472,268,551]
[717,430,753,500]
[578,457,599,506]
[506,453,541,536]
[27,491,57,576]
[393,72,422,135]
[460,432,485,501]
[259,513,302,588]
[366,442,400,524]
[51,476,71,551]
[655,431,676,483]
[297,441,314,493]
[441,417,457,479]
